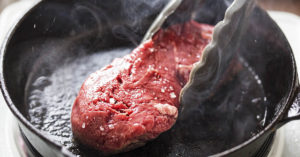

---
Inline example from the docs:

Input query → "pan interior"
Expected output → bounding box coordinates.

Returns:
[25,44,133,155]
[2,0,295,156]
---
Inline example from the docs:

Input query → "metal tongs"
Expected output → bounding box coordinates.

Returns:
[142,0,183,43]
[180,0,256,120]
[142,0,256,120]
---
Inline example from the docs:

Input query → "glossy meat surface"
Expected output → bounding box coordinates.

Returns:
[71,21,213,153]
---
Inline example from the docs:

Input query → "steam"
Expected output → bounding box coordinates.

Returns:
[115,0,168,45]
[68,0,169,46]
[71,2,109,37]
[120,0,165,27]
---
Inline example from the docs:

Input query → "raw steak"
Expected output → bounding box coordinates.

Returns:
[71,21,213,154]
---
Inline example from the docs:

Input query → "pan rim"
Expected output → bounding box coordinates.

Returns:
[0,1,297,157]
[0,0,65,155]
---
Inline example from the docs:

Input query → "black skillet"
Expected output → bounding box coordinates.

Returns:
[1,0,300,157]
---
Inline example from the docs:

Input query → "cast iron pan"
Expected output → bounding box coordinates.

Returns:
[1,0,300,157]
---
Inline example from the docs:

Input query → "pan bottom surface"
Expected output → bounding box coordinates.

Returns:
[17,126,276,157]
[25,47,132,155]
[24,46,269,156]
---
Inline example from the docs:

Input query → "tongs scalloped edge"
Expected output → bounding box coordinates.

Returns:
[179,0,255,119]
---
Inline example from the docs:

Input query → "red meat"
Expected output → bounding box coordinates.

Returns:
[71,21,213,154]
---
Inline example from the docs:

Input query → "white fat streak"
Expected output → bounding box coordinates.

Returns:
[99,126,104,131]
[170,92,176,99]
[131,68,136,74]
[149,48,154,52]
[108,124,114,129]
[169,86,174,90]
[109,98,116,104]
[154,103,178,118]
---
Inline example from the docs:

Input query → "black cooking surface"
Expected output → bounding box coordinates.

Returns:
[2,0,295,156]
[23,43,267,156]
[19,128,275,157]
